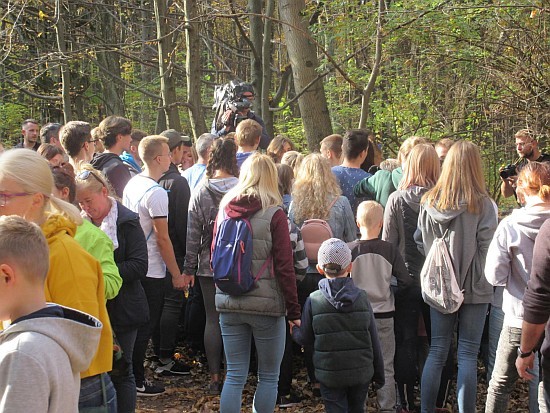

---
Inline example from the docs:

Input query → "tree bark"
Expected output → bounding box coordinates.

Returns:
[184,0,207,138]
[54,0,72,123]
[154,0,181,131]
[278,0,332,151]
[248,0,263,116]
[261,0,275,137]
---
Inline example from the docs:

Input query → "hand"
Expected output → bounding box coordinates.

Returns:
[171,274,188,291]
[502,176,517,188]
[288,319,301,334]
[182,273,195,288]
[516,352,535,380]
[221,110,234,127]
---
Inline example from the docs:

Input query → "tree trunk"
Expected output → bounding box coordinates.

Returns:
[96,0,125,116]
[261,0,275,136]
[184,0,207,138]
[278,0,332,151]
[248,0,263,116]
[54,0,72,123]
[359,0,385,129]
[154,0,181,131]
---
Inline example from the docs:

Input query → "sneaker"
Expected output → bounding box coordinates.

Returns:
[277,393,301,408]
[208,381,223,395]
[136,379,165,397]
[154,359,191,376]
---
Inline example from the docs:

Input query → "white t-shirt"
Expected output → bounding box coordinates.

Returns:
[123,174,168,278]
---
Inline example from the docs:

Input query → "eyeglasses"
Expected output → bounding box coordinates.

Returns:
[77,170,105,186]
[242,94,255,100]
[0,192,32,207]
[88,139,99,144]
[156,152,172,159]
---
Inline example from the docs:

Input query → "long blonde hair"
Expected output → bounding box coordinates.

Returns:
[219,152,281,211]
[422,140,487,214]
[0,149,83,224]
[399,144,440,190]
[292,153,341,222]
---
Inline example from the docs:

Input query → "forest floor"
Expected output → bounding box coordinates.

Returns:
[136,344,532,413]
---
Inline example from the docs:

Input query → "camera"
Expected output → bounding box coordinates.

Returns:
[499,164,517,179]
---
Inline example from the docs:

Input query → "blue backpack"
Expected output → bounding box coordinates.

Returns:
[211,215,270,295]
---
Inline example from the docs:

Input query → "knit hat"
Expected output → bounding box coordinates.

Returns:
[317,238,352,276]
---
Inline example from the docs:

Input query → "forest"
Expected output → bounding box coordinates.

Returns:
[0,0,548,203]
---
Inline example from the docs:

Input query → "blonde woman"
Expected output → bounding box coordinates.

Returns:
[288,153,355,393]
[214,153,301,413]
[382,144,441,412]
[0,149,116,411]
[415,141,497,413]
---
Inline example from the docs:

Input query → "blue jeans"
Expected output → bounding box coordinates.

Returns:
[421,303,488,413]
[219,312,286,413]
[110,327,138,413]
[485,325,540,413]
[320,382,370,413]
[487,305,504,382]
[79,373,117,412]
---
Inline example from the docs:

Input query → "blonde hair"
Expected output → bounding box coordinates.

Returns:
[292,153,342,223]
[422,140,487,214]
[139,135,169,164]
[516,162,550,202]
[235,119,262,147]
[0,149,83,224]
[281,150,304,174]
[356,200,383,229]
[399,144,440,190]
[379,158,400,171]
[74,164,114,196]
[398,136,427,164]
[219,153,282,211]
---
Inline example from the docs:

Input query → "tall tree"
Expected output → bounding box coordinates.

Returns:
[278,0,332,151]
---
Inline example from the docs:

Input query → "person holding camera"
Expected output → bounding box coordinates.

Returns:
[211,83,271,149]
[501,129,550,199]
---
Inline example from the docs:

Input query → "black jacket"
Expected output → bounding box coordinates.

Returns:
[107,202,149,329]
[159,163,191,270]
[91,152,132,199]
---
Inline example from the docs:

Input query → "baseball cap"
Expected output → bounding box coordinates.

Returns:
[317,238,352,276]
[160,129,192,149]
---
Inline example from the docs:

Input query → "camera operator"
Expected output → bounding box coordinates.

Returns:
[211,85,271,149]
[501,129,550,198]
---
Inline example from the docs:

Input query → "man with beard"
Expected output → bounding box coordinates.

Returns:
[501,129,550,198]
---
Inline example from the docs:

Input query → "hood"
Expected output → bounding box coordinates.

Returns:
[318,277,361,312]
[1,305,102,373]
[508,204,550,241]
[391,167,403,188]
[225,195,262,219]
[423,203,469,225]
[90,152,120,169]
[207,177,239,196]
[399,185,428,213]
[41,213,77,240]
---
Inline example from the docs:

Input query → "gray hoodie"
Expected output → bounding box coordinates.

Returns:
[183,177,239,277]
[0,305,102,413]
[415,197,498,305]
[485,204,550,328]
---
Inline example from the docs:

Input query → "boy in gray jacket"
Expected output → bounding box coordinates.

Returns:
[0,216,102,413]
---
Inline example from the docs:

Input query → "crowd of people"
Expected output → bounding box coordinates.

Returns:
[1,115,550,413]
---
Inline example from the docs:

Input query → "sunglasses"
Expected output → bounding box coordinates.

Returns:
[78,170,105,186]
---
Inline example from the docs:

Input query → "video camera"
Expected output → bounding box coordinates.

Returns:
[499,163,518,179]
[227,81,254,114]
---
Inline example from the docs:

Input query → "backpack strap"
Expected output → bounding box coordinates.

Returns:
[327,196,338,212]
[134,181,164,241]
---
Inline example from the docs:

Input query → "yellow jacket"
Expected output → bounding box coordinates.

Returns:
[42,214,113,378]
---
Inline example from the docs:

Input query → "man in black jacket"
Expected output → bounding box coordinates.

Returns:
[155,129,193,376]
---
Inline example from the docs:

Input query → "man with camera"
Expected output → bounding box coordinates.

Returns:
[501,129,550,198]
[211,82,271,149]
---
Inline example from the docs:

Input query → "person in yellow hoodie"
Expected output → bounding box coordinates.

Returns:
[0,148,116,412]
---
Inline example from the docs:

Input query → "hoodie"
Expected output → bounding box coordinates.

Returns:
[91,152,132,198]
[353,167,403,208]
[0,305,102,413]
[183,177,239,277]
[214,195,301,320]
[120,151,142,176]
[41,214,113,378]
[292,277,385,388]
[415,196,498,305]
[485,204,550,328]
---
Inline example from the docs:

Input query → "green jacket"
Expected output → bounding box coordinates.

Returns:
[354,167,403,208]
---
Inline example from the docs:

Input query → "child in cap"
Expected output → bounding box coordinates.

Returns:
[0,215,103,413]
[349,200,412,413]
[291,237,384,413]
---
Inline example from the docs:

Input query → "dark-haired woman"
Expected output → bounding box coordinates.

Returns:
[182,138,240,393]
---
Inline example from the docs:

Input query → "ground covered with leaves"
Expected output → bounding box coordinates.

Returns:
[136,345,532,413]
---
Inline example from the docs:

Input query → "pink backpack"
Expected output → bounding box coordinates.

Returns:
[300,197,338,262]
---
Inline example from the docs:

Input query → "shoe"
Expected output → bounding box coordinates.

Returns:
[154,359,191,376]
[312,386,321,398]
[208,381,223,395]
[277,393,301,408]
[136,379,165,396]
